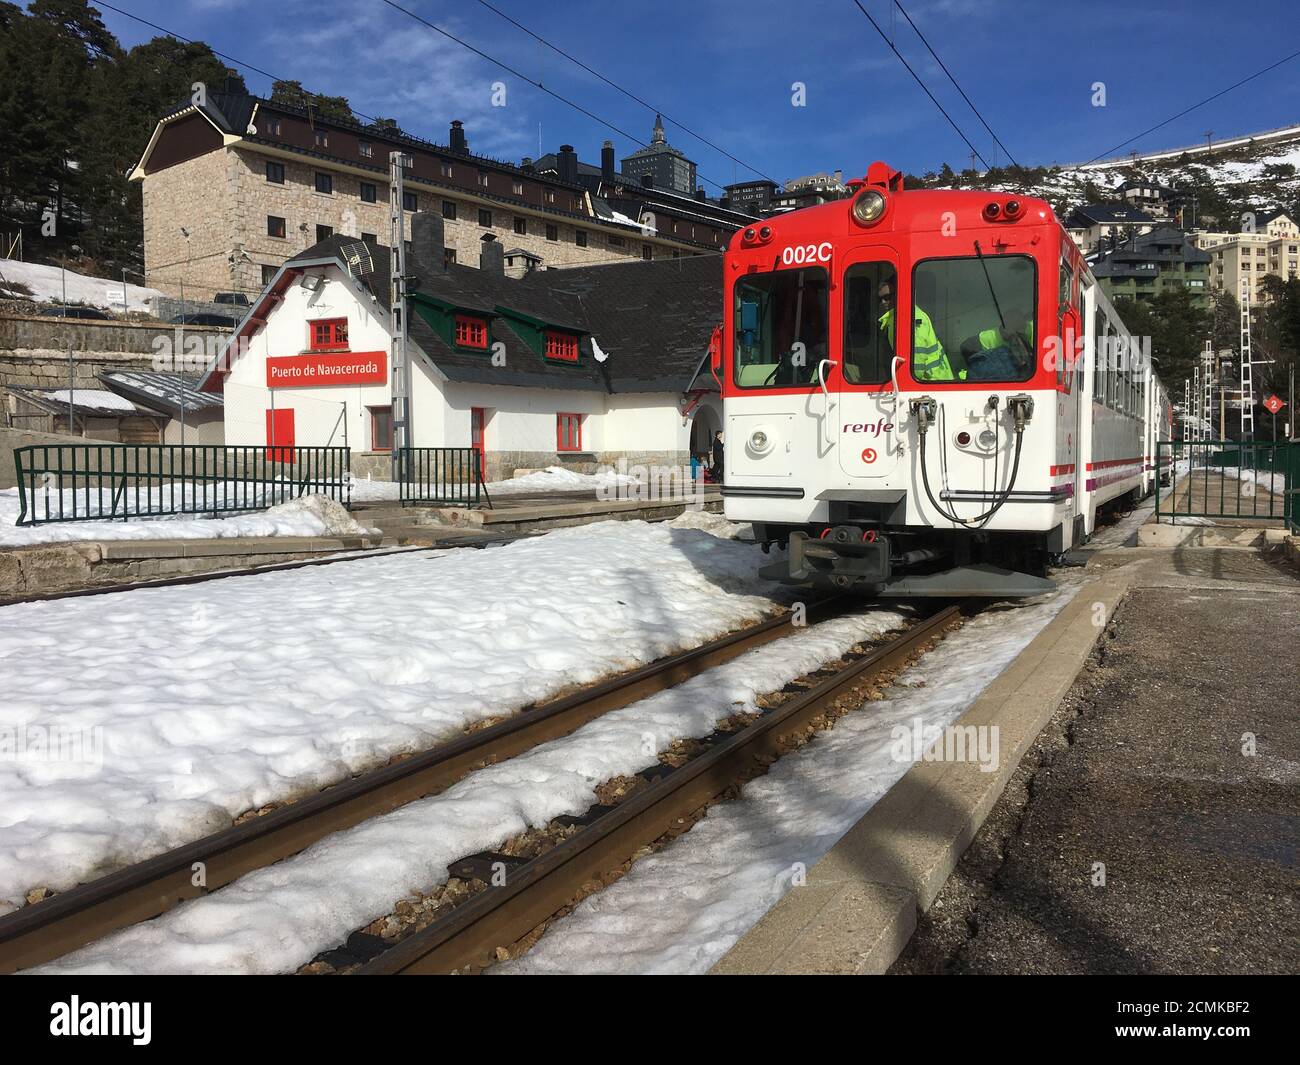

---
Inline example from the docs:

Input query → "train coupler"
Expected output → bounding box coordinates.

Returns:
[759,527,891,588]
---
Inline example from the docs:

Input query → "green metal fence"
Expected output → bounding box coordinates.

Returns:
[395,447,490,507]
[13,444,351,526]
[1155,439,1298,530]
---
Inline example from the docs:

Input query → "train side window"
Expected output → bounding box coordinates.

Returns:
[842,261,897,385]
[1093,311,1106,401]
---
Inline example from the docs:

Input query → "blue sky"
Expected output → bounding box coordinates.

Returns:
[100,0,1299,189]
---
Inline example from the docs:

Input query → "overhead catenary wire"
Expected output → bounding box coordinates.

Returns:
[848,0,991,171]
[378,0,742,194]
[472,0,779,186]
[890,0,1020,169]
[1084,46,1300,164]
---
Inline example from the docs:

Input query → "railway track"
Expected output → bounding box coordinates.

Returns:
[347,602,966,975]
[0,596,848,974]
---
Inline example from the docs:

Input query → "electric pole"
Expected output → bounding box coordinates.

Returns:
[389,151,414,481]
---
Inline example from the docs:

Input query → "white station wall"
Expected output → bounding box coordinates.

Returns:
[222,265,414,450]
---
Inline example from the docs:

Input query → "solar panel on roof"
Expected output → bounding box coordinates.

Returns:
[339,240,375,278]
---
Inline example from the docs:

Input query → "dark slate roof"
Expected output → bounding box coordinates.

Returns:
[1066,203,1158,226]
[527,256,721,393]
[286,231,721,394]
[1253,208,1294,228]
[100,372,224,415]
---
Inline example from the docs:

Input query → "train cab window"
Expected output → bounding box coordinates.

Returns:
[842,262,897,385]
[912,254,1036,383]
[732,267,829,388]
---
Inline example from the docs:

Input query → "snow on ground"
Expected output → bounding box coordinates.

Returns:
[347,465,643,504]
[502,576,1084,974]
[37,608,908,974]
[0,518,779,914]
[0,258,161,310]
[0,490,374,547]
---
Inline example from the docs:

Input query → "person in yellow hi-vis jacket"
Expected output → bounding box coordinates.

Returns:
[962,306,1035,378]
[877,280,965,381]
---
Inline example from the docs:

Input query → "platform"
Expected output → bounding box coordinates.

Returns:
[712,517,1300,975]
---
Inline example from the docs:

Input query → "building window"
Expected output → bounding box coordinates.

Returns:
[359,182,377,203]
[308,317,349,351]
[369,406,393,451]
[512,180,523,195]
[545,331,579,362]
[403,191,418,212]
[642,244,652,260]
[315,172,333,194]
[440,162,452,177]
[608,234,624,247]
[455,314,488,349]
[545,190,556,204]
[267,215,286,238]
[514,217,527,236]
[361,232,377,244]
[545,223,558,242]
[265,161,285,184]
[575,230,588,247]
[264,118,282,138]
[478,208,492,228]
[358,140,373,159]
[316,224,333,243]
[445,248,457,266]
[442,200,457,220]
[261,264,277,285]
[556,412,583,452]
[478,171,489,187]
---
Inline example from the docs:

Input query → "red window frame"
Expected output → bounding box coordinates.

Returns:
[556,412,583,453]
[455,315,488,349]
[369,406,393,452]
[545,331,579,362]
[308,318,349,352]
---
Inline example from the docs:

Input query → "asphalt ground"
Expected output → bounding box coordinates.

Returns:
[892,548,1300,974]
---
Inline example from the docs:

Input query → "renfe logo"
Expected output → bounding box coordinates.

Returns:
[843,419,894,436]
[50,997,151,1045]
[266,351,387,388]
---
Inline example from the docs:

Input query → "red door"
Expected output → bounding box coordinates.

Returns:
[470,407,486,480]
[266,408,296,463]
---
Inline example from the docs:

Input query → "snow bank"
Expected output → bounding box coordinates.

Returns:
[486,465,640,495]
[0,490,374,547]
[0,518,776,913]
[37,609,906,974]
[0,258,161,310]
[503,578,1083,974]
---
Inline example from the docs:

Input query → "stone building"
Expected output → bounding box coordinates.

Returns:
[131,91,753,302]
[618,115,697,195]
[1089,226,1211,307]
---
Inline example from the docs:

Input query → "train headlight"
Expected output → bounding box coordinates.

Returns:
[977,429,997,449]
[851,189,886,225]
[749,429,770,452]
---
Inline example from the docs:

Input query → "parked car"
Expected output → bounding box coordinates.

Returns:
[37,304,114,320]
[213,292,250,307]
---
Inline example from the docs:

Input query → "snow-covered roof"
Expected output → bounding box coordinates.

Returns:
[100,372,224,415]
[6,386,147,417]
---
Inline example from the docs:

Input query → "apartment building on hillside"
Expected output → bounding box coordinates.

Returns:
[1191,210,1300,303]
[130,91,757,301]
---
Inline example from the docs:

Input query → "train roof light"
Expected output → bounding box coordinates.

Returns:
[852,188,887,226]
[982,201,1002,221]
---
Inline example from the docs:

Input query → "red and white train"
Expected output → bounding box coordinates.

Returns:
[717,162,1172,596]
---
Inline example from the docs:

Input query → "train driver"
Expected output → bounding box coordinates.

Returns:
[960,306,1035,378]
[877,280,965,382]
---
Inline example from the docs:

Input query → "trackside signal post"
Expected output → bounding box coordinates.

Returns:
[390,151,414,479]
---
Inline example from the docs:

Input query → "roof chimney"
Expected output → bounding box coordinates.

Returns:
[640,174,654,189]
[695,186,706,201]
[449,119,467,154]
[601,140,615,184]
[557,144,579,184]
[479,232,504,275]
[410,211,446,276]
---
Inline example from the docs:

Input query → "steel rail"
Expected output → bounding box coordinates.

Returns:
[355,603,966,975]
[0,598,841,974]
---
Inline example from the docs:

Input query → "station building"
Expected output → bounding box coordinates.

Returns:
[199,215,722,482]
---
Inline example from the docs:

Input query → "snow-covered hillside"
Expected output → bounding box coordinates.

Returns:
[0,258,162,311]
